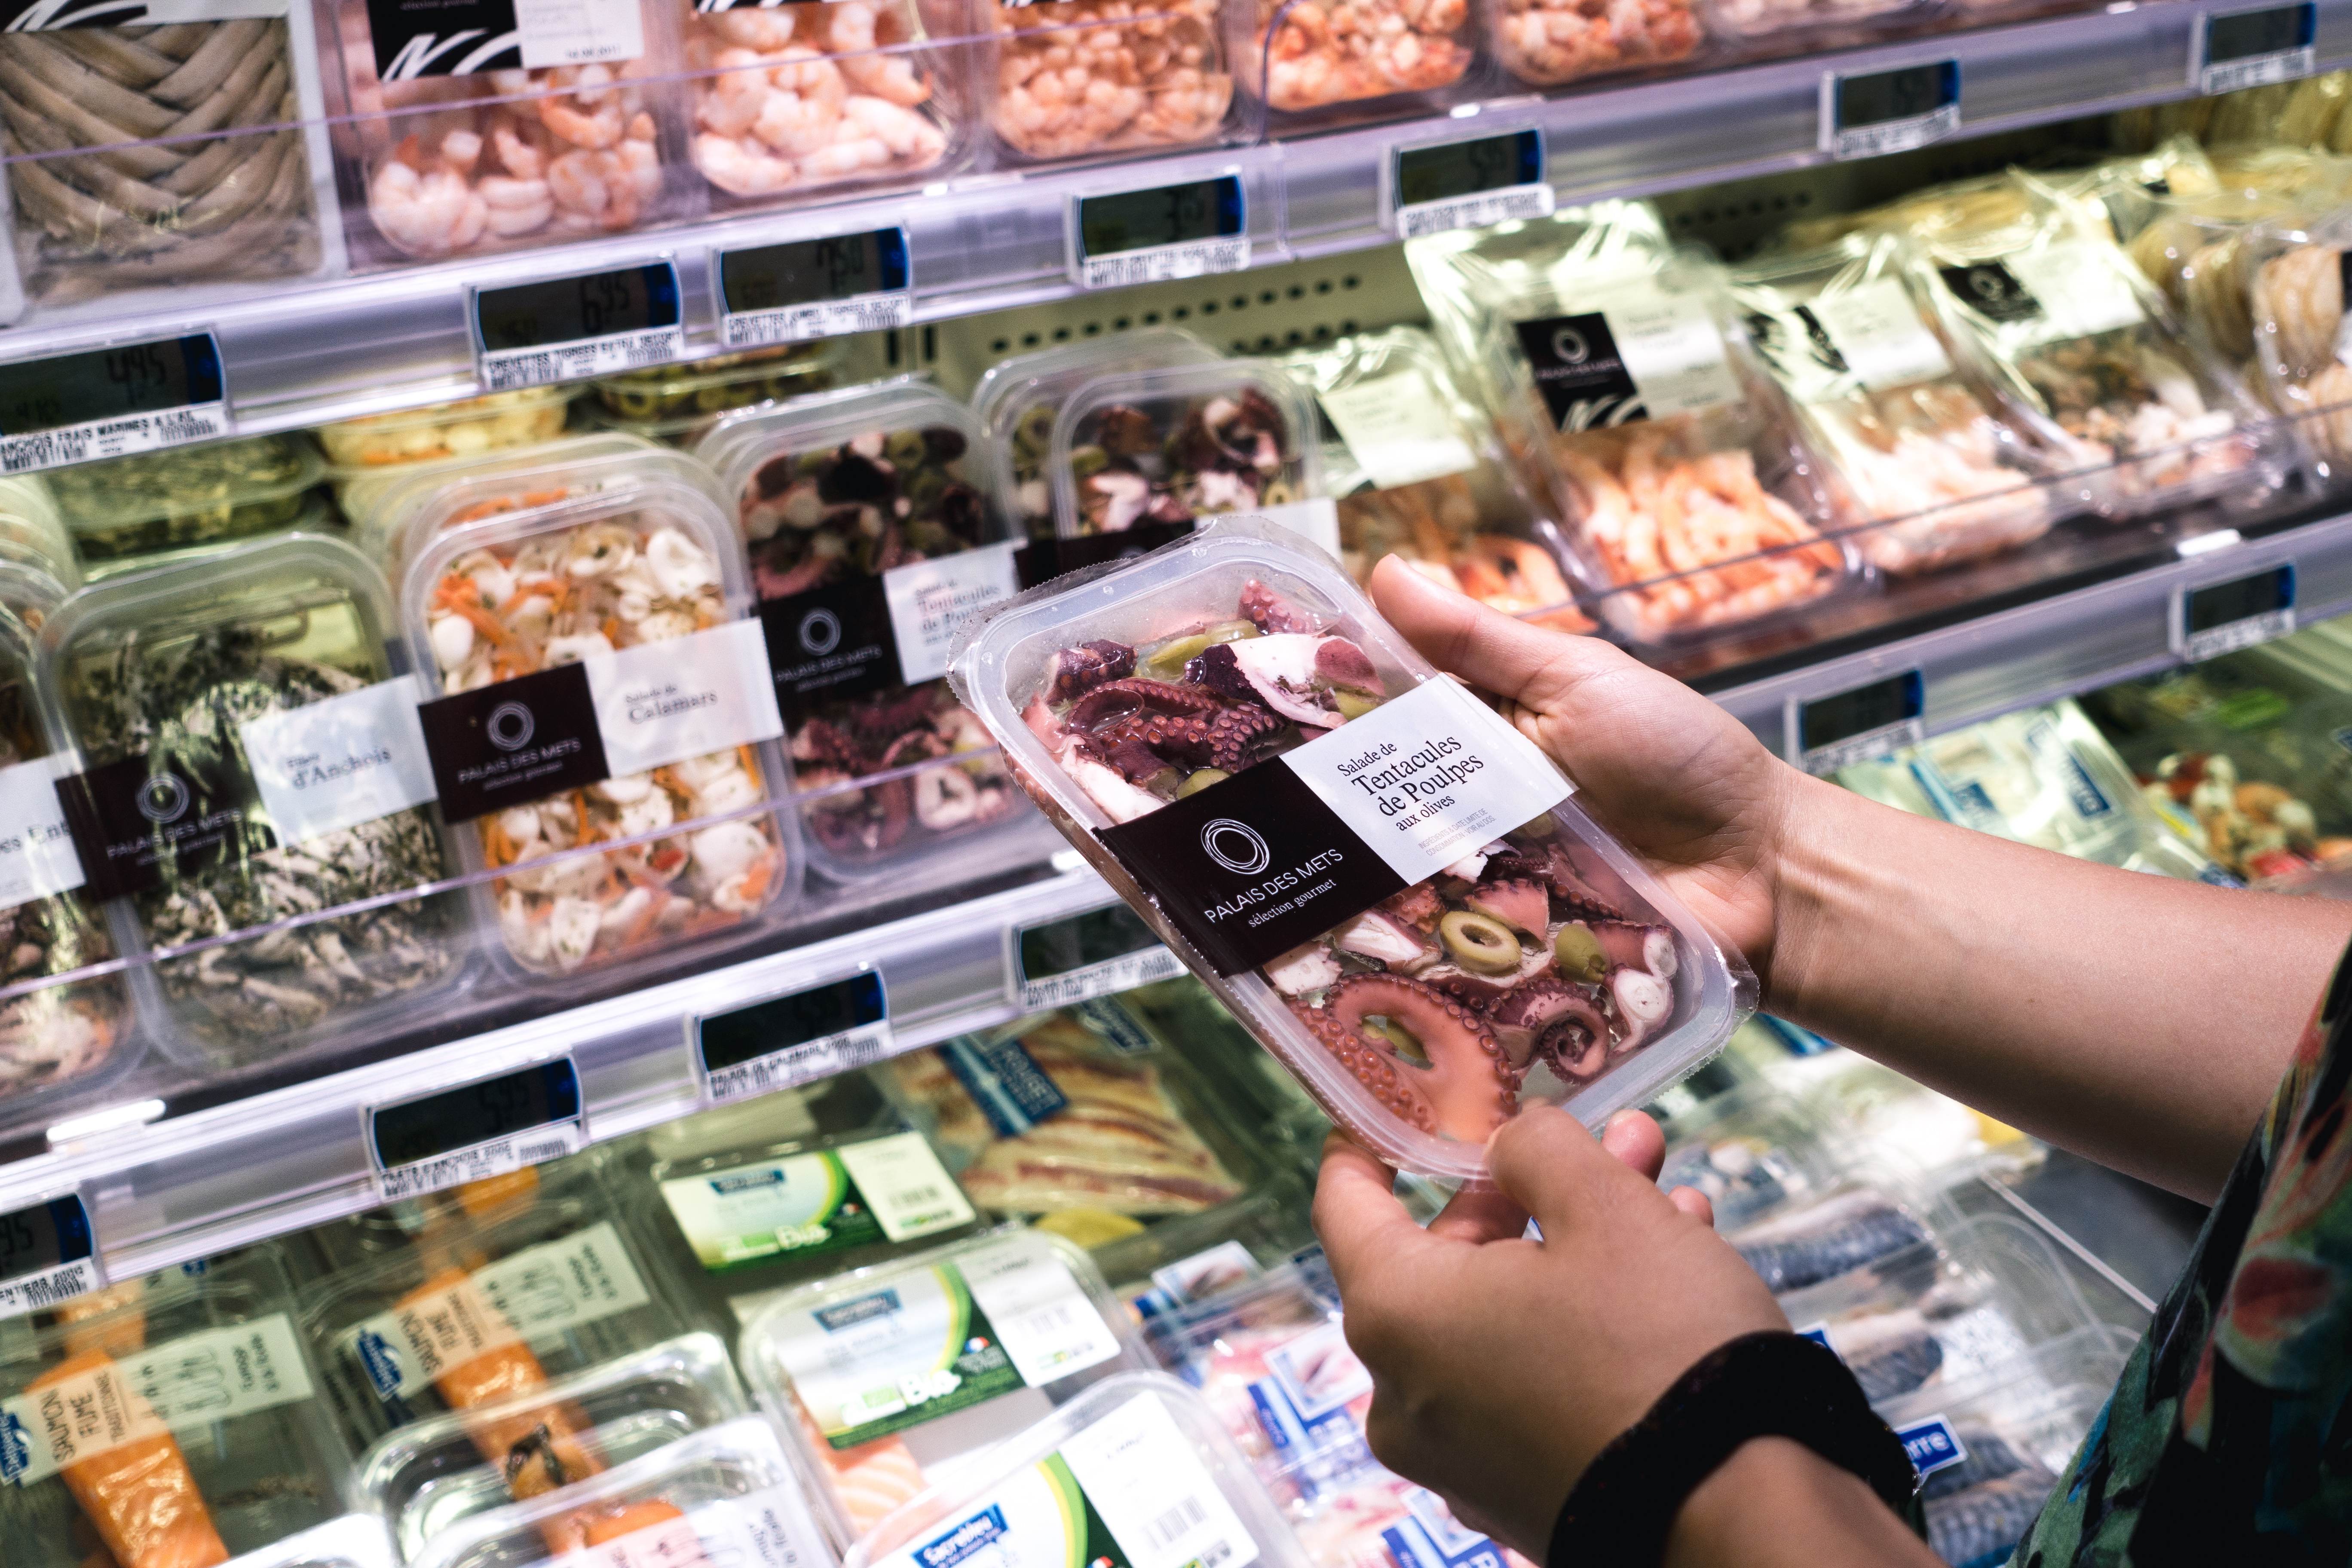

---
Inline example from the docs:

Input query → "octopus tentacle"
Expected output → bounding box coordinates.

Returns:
[1049,640,1136,703]
[1090,711,1217,778]
[1066,677,1223,731]
[1240,578,1323,635]
[1302,975,1519,1142]
[1205,704,1284,772]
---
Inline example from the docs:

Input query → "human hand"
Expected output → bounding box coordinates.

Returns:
[1368,556,1803,989]
[1314,1107,1786,1556]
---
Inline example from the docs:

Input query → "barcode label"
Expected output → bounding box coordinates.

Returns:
[372,1121,585,1203]
[0,401,227,475]
[1017,946,1184,1012]
[723,292,915,348]
[1080,237,1250,291]
[0,1257,99,1317]
[1057,1394,1262,1568]
[1396,185,1553,240]
[704,1018,895,1104]
[1141,1497,1209,1551]
[479,325,685,392]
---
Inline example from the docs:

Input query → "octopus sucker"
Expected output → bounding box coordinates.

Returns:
[1308,975,1519,1141]
[1240,579,1323,634]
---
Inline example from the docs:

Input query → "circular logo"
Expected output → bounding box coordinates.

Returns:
[135,773,190,825]
[799,609,842,656]
[487,701,535,753]
[1550,326,1590,365]
[1200,818,1271,876]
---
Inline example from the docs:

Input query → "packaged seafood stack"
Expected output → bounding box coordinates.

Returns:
[1241,0,1482,123]
[297,1158,688,1450]
[843,1374,1309,1568]
[950,520,1752,1182]
[1654,1091,1835,1229]
[1914,187,2286,516]
[2118,187,2310,371]
[347,431,677,584]
[318,388,577,498]
[685,0,975,204]
[0,2,344,309]
[972,328,1225,539]
[2278,71,2352,150]
[329,0,695,261]
[1837,698,2244,885]
[1152,1255,1538,1568]
[404,1417,831,1568]
[1049,360,1340,556]
[352,1332,751,1559]
[49,433,329,577]
[1487,0,1700,87]
[1278,327,1591,629]
[400,468,799,980]
[588,343,841,444]
[1698,0,1931,55]
[1733,236,2075,578]
[0,1250,348,1568]
[698,383,1035,883]
[738,1228,1153,1547]
[981,0,1239,162]
[1725,1185,1941,1316]
[1410,208,1855,646]
[2244,204,2352,477]
[0,475,77,591]
[1779,173,2040,256]
[228,1516,400,1568]
[40,534,472,1071]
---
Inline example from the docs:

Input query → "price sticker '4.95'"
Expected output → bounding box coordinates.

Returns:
[0,1193,101,1317]
[0,333,227,475]
[2177,563,2297,662]
[692,969,894,1105]
[1011,902,1182,1011]
[1821,61,1960,161]
[1072,174,1248,289]
[2196,2,2317,93]
[1792,669,1926,775]
[717,227,914,348]
[1390,128,1553,240]
[473,262,686,391]
[367,1057,585,1203]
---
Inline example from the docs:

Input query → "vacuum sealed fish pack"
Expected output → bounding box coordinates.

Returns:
[950,519,1751,1182]
[738,1227,1152,1547]
[1724,1183,1941,1314]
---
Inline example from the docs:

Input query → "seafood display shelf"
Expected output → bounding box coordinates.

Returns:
[5,0,2323,438]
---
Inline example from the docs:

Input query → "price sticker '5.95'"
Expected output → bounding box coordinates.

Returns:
[1011,903,1182,1011]
[1792,669,1926,775]
[0,333,227,475]
[1072,175,1249,289]
[2196,2,2317,93]
[2177,563,2296,662]
[0,1193,101,1317]
[718,227,914,347]
[473,262,686,391]
[693,969,894,1105]
[367,1057,585,1202]
[1821,61,1960,161]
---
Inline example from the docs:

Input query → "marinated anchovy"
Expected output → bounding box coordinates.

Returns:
[50,434,319,562]
[1730,1194,1931,1295]
[1023,579,1687,1144]
[1067,388,1305,533]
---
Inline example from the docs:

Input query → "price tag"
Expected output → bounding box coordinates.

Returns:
[366,1057,585,1203]
[1820,61,1960,161]
[1072,174,1248,290]
[717,227,913,349]
[1793,669,1926,775]
[0,333,227,475]
[0,1194,100,1318]
[693,968,894,1105]
[472,262,685,392]
[2177,563,2296,662]
[1010,902,1182,1011]
[1390,128,1552,240]
[2196,2,2317,92]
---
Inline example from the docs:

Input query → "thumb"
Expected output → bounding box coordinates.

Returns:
[1485,1106,1675,1236]
[1367,555,1626,716]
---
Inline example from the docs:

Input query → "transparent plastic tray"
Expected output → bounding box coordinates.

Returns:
[343,431,673,578]
[228,1515,399,1568]
[982,0,1241,163]
[0,473,77,588]
[2242,205,2352,482]
[950,518,1751,1181]
[318,388,576,473]
[353,1331,750,1559]
[590,343,842,432]
[738,1226,1152,1549]
[49,432,326,567]
[1488,0,1702,86]
[1699,0,1936,48]
[1241,0,1483,122]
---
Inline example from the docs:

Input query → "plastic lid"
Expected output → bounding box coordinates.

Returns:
[971,330,1225,529]
[341,431,674,570]
[226,1516,400,1568]
[1047,360,1324,541]
[317,386,577,470]
[48,432,324,539]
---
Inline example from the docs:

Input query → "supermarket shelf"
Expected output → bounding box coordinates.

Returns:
[7,0,2328,433]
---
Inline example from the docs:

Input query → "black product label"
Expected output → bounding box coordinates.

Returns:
[756,577,900,724]
[59,752,273,902]
[1937,263,2042,325]
[368,0,521,77]
[416,662,609,824]
[0,0,149,28]
[1515,312,1642,431]
[1096,765,1405,977]
[1013,522,1195,591]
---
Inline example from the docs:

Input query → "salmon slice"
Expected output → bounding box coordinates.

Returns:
[28,1350,228,1568]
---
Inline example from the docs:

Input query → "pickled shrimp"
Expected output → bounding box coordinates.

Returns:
[1494,0,1699,86]
[1256,0,1471,109]
[989,0,1232,157]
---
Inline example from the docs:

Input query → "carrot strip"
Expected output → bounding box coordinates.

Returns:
[29,1351,229,1568]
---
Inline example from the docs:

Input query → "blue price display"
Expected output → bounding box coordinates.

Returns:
[1078,175,1245,258]
[720,229,910,315]
[370,1058,582,1171]
[0,1194,92,1285]
[0,334,223,437]
[1394,129,1544,207]
[2187,563,2295,635]
[476,263,681,352]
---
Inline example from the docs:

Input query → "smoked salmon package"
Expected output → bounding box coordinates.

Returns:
[0,1250,347,1568]
[404,1415,830,1568]
[737,1226,1152,1550]
[352,1332,749,1561]
[946,518,1752,1183]
[843,1372,1308,1568]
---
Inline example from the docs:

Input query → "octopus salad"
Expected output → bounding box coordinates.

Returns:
[1064,385,1307,534]
[1017,578,1688,1145]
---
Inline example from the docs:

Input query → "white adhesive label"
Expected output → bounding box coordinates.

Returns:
[0,1257,99,1320]
[554,1487,826,1568]
[0,1314,312,1486]
[884,541,1024,686]
[1081,238,1251,292]
[481,326,685,394]
[1831,101,1959,161]
[1813,281,1954,392]
[660,1133,973,1271]
[0,402,227,476]
[2004,243,2147,341]
[1283,678,1571,888]
[838,1135,977,1240]
[1802,718,1925,777]
[373,1120,585,1205]
[704,1017,895,1106]
[1318,372,1479,490]
[723,292,915,350]
[959,1234,1124,1387]
[1199,499,1341,560]
[1057,1393,1262,1568]
[1601,285,1743,418]
[0,756,83,912]
[241,679,439,847]
[1147,1240,1260,1307]
[584,619,784,779]
[515,0,647,68]
[1396,183,1554,242]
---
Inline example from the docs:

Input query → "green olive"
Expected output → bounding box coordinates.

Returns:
[1070,447,1110,480]
[885,430,927,467]
[1441,910,1522,974]
[1332,690,1381,720]
[1145,634,1214,676]
[1553,922,1607,983]
[1262,478,1298,506]
[1177,768,1229,797]
[1203,619,1259,643]
[1516,813,1558,838]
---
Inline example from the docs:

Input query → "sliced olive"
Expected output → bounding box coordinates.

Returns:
[1441,910,1521,974]
[1177,768,1230,797]
[1203,619,1259,643]
[1145,633,1215,676]
[1332,689,1381,720]
[1553,922,1607,983]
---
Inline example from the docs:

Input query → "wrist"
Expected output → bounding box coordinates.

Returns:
[1665,1439,1935,1568]
[1751,764,1851,1011]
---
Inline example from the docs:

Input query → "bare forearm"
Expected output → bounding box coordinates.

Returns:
[1766,774,2352,1200]
[1664,1439,1940,1568]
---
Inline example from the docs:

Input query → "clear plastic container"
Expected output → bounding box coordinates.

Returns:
[1698,0,1934,50]
[353,1332,750,1559]
[949,519,1753,1182]
[1242,0,1480,119]
[230,1515,399,1568]
[1731,236,2073,578]
[399,475,799,980]
[738,1226,1153,1548]
[971,329,1225,538]
[845,1373,1312,1568]
[49,432,326,568]
[983,0,1238,162]
[699,383,1032,884]
[0,1248,346,1568]
[2242,204,2352,479]
[404,1415,830,1568]
[0,474,78,589]
[683,0,977,204]
[1657,1090,1837,1231]
[1488,0,1701,87]
[589,343,841,435]
[318,387,577,473]
[40,532,472,1071]
[2119,185,2311,371]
